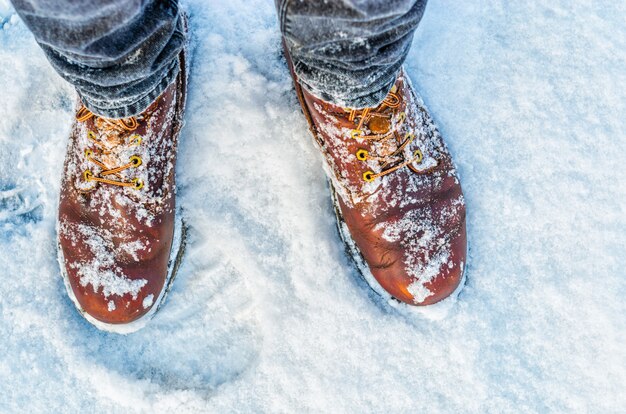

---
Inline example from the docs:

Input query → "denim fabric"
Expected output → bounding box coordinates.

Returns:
[11,0,185,118]
[12,0,425,117]
[278,0,427,108]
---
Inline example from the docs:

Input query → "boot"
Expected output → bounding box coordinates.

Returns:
[57,49,188,333]
[286,50,467,306]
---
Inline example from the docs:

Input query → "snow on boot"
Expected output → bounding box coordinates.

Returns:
[57,49,188,333]
[286,50,467,307]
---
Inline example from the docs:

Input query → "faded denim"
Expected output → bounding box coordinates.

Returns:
[11,0,185,118]
[11,0,426,117]
[277,0,428,108]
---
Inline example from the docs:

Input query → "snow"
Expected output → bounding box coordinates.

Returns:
[1,0,625,412]
[64,222,148,299]
[142,294,154,310]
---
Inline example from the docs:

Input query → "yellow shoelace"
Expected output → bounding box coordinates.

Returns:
[348,86,437,182]
[76,106,146,191]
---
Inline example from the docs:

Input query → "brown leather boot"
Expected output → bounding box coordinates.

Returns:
[286,52,467,307]
[57,50,188,333]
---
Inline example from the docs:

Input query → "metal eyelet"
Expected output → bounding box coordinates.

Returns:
[351,129,364,139]
[128,134,142,146]
[131,177,143,190]
[129,155,142,168]
[413,149,423,164]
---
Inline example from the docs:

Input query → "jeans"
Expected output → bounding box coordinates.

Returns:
[278,0,427,108]
[11,0,427,118]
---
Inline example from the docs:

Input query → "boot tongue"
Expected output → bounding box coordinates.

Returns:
[100,152,124,171]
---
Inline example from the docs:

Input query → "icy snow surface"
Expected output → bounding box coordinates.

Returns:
[1,0,625,412]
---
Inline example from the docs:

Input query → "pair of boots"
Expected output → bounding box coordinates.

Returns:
[58,46,467,333]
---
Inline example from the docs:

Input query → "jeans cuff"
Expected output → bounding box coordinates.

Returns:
[295,66,399,109]
[304,78,397,109]
[78,58,180,119]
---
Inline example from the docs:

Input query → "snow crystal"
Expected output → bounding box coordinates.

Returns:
[119,239,145,262]
[406,278,434,303]
[142,294,154,309]
[76,265,147,300]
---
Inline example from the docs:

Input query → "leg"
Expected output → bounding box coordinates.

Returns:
[11,0,184,118]
[277,0,428,108]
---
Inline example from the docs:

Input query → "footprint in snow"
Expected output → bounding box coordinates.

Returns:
[0,6,17,31]
[61,226,262,399]
[0,185,43,232]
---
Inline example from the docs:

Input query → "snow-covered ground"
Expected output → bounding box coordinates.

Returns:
[1,0,625,412]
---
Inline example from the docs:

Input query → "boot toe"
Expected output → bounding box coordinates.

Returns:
[75,287,156,325]
[63,263,163,326]
[372,222,467,306]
